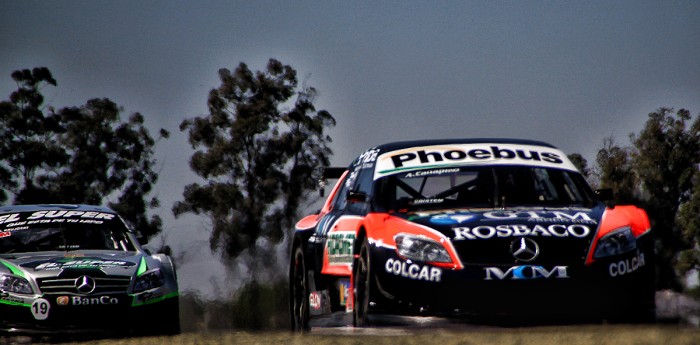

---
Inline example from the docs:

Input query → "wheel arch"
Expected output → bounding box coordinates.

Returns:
[353,226,368,257]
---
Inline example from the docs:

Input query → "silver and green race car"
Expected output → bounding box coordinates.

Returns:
[0,204,179,335]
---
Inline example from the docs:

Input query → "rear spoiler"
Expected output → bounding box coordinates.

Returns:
[322,167,347,179]
[319,167,347,197]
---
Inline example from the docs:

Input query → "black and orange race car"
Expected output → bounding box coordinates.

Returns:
[289,138,655,330]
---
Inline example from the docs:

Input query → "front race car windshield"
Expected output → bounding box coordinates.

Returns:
[0,223,137,254]
[374,165,597,211]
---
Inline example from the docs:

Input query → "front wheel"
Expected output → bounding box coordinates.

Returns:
[353,237,371,327]
[290,244,310,331]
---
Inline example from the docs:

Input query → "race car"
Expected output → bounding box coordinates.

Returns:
[289,138,655,330]
[0,204,180,335]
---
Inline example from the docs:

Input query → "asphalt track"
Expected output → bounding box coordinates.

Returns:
[3,294,699,345]
[2,319,700,345]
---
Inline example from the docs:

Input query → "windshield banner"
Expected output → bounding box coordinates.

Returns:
[374,143,577,179]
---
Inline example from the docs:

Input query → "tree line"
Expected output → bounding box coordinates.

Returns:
[1,62,699,329]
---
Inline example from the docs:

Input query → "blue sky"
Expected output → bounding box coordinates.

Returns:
[2,1,699,296]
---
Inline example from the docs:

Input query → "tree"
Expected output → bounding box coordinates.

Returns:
[595,136,640,204]
[568,153,593,183]
[568,153,588,176]
[49,98,169,241]
[173,58,336,266]
[631,108,700,291]
[0,67,169,242]
[677,167,700,292]
[0,67,63,203]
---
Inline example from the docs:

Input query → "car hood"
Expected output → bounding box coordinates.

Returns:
[0,251,143,278]
[393,205,605,265]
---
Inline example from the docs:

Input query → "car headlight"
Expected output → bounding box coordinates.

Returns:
[395,234,452,263]
[593,226,637,258]
[0,274,33,294]
[133,269,165,293]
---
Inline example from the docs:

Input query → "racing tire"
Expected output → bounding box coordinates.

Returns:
[290,244,310,332]
[353,237,372,327]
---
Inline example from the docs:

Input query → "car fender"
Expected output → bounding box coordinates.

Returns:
[359,213,463,270]
[585,205,652,265]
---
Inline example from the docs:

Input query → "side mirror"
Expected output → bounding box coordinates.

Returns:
[347,190,367,203]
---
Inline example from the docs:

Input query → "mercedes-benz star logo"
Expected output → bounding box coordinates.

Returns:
[510,238,540,262]
[75,275,96,294]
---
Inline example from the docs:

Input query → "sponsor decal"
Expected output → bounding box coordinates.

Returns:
[412,210,597,225]
[56,296,69,306]
[430,213,476,225]
[327,232,354,265]
[484,265,569,280]
[26,210,115,221]
[374,144,576,179]
[0,211,117,230]
[0,295,25,306]
[58,296,119,306]
[404,168,460,178]
[452,224,590,240]
[390,145,563,168]
[338,279,350,307]
[353,148,380,169]
[33,259,134,271]
[0,213,20,225]
[309,291,321,310]
[344,170,358,189]
[31,298,50,320]
[483,210,597,224]
[609,253,646,277]
[385,258,442,282]
[412,198,445,205]
[134,292,164,304]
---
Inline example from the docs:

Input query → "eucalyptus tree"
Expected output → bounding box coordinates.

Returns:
[632,108,700,291]
[174,58,336,264]
[0,67,168,242]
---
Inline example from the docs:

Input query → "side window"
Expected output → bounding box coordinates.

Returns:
[355,168,374,195]
[346,168,374,215]
[332,170,355,211]
[331,166,374,214]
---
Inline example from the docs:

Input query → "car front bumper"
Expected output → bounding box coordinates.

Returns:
[0,291,179,334]
[369,245,655,320]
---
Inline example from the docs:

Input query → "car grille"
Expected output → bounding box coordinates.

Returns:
[452,236,592,266]
[37,276,132,294]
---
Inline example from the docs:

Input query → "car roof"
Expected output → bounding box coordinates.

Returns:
[0,204,116,214]
[371,138,558,153]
